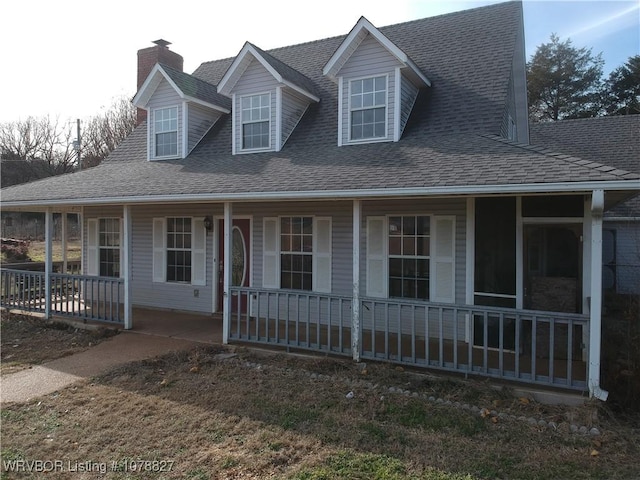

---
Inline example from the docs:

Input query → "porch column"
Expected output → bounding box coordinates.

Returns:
[352,199,361,361]
[123,205,133,329]
[44,209,53,319]
[588,190,608,401]
[222,202,232,344]
[61,213,68,273]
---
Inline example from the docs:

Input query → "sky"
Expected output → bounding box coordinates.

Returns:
[0,0,638,125]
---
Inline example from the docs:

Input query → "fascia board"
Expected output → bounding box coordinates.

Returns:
[4,180,638,209]
[182,95,230,114]
[218,43,267,95]
[132,63,165,107]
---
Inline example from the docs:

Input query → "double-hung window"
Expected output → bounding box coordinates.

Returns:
[99,218,121,277]
[280,216,313,290]
[350,76,387,141]
[166,217,192,283]
[366,214,455,303]
[388,216,430,300]
[152,217,206,286]
[154,107,178,157]
[241,93,270,150]
[263,216,332,293]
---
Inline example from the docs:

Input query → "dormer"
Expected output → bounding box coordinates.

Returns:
[323,17,431,146]
[217,42,320,155]
[133,63,231,161]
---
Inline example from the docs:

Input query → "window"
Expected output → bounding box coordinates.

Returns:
[350,76,387,140]
[154,107,178,157]
[388,216,430,299]
[263,217,332,293]
[280,216,313,290]
[99,218,120,277]
[241,93,270,149]
[166,217,192,282]
[366,215,454,303]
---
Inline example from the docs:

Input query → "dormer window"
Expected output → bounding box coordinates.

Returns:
[154,106,178,157]
[350,76,387,141]
[241,93,271,150]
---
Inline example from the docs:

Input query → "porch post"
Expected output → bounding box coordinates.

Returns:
[222,202,232,344]
[352,199,361,361]
[44,209,53,319]
[588,190,608,401]
[61,213,68,273]
[123,205,133,329]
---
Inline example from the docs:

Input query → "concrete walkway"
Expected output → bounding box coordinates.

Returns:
[1,332,199,404]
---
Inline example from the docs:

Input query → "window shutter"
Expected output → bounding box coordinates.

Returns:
[86,219,99,276]
[366,216,387,297]
[431,216,456,303]
[152,218,166,283]
[263,217,279,288]
[119,218,124,279]
[313,217,332,293]
[192,218,207,286]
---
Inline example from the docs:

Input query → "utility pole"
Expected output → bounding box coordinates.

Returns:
[73,119,82,170]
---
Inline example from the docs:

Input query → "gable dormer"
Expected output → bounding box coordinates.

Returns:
[217,42,319,155]
[323,17,430,146]
[133,64,231,161]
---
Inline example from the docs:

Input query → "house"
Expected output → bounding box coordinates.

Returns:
[530,116,640,297]
[2,1,639,400]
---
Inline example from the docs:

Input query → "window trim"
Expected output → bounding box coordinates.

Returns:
[347,74,389,143]
[152,105,179,159]
[239,91,272,152]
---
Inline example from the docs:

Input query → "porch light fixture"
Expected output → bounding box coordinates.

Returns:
[203,216,213,232]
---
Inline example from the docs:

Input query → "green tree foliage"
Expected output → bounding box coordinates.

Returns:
[527,34,604,122]
[603,55,640,116]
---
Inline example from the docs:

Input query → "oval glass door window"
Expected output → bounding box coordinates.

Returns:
[232,226,247,286]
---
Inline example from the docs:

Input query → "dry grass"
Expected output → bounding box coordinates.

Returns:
[2,318,640,479]
[0,312,117,375]
[26,240,82,263]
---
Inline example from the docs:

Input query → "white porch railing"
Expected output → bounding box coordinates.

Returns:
[1,269,124,324]
[229,287,589,391]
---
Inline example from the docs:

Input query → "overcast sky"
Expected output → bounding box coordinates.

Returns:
[1,0,638,124]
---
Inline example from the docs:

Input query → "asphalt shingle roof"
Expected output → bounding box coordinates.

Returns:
[2,2,639,207]
[530,116,640,216]
[160,64,231,110]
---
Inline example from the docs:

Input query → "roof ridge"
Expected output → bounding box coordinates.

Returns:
[482,134,640,180]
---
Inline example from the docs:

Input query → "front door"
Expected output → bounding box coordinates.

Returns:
[217,219,250,312]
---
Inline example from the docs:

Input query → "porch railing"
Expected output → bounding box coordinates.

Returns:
[1,268,124,324]
[228,287,588,390]
[360,297,588,390]
[229,287,352,356]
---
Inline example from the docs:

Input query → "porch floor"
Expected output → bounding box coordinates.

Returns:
[129,308,223,344]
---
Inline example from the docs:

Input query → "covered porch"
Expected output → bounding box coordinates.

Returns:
[0,190,614,398]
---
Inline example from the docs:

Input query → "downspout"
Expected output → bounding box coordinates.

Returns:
[588,190,608,401]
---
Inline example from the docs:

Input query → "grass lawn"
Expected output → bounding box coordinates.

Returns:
[1,240,81,264]
[1,314,639,479]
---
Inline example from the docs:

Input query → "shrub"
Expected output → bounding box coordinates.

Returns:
[0,238,30,262]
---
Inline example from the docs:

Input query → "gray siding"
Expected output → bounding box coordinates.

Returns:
[147,79,183,158]
[281,89,309,147]
[338,34,402,145]
[187,103,223,153]
[399,75,419,136]
[233,58,279,152]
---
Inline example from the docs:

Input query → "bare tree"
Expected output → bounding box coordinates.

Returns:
[0,116,77,185]
[81,96,136,168]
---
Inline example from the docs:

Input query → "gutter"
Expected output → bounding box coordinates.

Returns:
[3,179,640,209]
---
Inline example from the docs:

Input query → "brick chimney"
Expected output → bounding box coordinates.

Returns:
[136,39,184,125]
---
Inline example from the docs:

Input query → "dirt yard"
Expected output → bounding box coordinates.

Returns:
[1,313,639,479]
